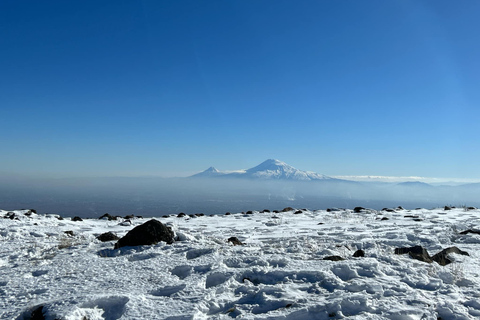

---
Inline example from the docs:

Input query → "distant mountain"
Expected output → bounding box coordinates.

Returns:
[396,181,433,188]
[190,167,225,178]
[191,159,332,181]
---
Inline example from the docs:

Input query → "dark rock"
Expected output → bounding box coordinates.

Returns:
[261,209,271,213]
[467,207,477,210]
[225,212,231,215]
[317,222,324,225]
[353,207,365,213]
[162,215,170,218]
[124,214,134,219]
[114,219,175,249]
[281,207,295,212]
[397,206,405,210]
[323,255,345,261]
[382,208,395,212]
[6,212,16,220]
[188,214,196,218]
[431,246,469,266]
[444,206,452,211]
[30,209,37,214]
[98,213,117,220]
[177,213,186,218]
[71,216,83,222]
[56,216,64,220]
[327,208,341,212]
[195,213,205,217]
[271,216,280,219]
[137,215,143,219]
[381,217,389,220]
[459,229,480,235]
[227,237,243,246]
[353,249,365,257]
[64,231,74,237]
[97,231,120,242]
[273,210,279,213]
[294,210,303,214]
[30,305,46,320]
[394,246,432,263]
[24,210,33,216]
[404,215,419,218]
[246,211,254,215]
[413,218,424,222]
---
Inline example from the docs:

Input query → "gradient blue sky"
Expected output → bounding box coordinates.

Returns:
[1,0,479,179]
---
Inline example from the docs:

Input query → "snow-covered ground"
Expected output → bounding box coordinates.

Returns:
[1,207,480,319]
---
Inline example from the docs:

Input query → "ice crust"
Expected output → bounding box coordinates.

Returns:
[1,207,480,319]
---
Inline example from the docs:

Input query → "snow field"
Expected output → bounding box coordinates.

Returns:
[1,207,480,319]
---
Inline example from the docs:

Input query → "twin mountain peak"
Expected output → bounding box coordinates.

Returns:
[192,159,332,181]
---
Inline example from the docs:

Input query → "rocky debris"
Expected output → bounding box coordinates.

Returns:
[5,212,18,220]
[294,210,303,214]
[394,246,432,263]
[353,207,365,213]
[71,216,83,222]
[353,250,365,257]
[395,245,469,265]
[323,256,345,261]
[114,219,175,249]
[63,231,74,237]
[459,229,480,235]
[431,247,469,266]
[98,213,117,220]
[97,231,120,242]
[281,207,295,212]
[227,237,243,246]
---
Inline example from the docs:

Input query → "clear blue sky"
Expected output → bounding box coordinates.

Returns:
[1,0,479,179]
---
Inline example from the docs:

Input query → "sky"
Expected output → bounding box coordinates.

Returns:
[1,0,479,180]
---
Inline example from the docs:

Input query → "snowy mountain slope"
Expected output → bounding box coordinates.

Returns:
[192,159,332,181]
[2,207,480,319]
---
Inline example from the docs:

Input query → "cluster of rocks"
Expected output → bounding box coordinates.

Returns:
[394,245,469,266]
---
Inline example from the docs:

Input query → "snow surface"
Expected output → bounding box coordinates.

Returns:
[2,207,480,319]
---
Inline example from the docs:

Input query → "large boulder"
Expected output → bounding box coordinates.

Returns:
[114,219,175,249]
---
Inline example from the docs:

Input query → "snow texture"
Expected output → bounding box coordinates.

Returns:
[2,207,480,319]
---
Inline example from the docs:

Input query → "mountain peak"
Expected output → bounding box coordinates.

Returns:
[190,159,331,181]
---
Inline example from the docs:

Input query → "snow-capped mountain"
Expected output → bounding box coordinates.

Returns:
[192,159,332,180]
[190,166,225,178]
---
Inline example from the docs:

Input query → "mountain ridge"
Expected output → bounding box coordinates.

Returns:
[191,159,332,181]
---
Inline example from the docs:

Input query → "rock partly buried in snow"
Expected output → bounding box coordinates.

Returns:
[323,255,345,261]
[353,249,365,257]
[97,231,120,242]
[394,246,432,263]
[71,216,83,222]
[281,207,295,212]
[114,219,175,249]
[431,246,469,266]
[353,207,365,213]
[227,237,243,246]
[459,229,480,235]
[98,213,117,220]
